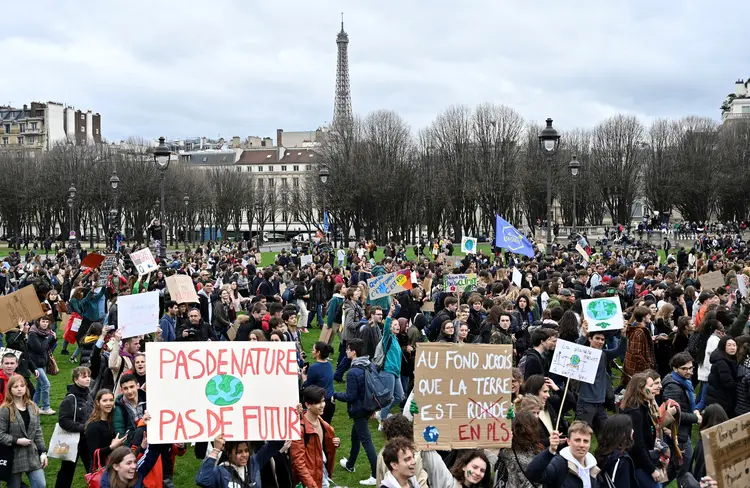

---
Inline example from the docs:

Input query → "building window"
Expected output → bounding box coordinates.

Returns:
[95,129,99,134]
[257,179,265,190]
[236,167,241,172]
[269,179,275,187]
[268,166,274,172]
[27,136,35,144]
[81,114,85,120]
[306,165,312,171]
[19,123,25,133]
[293,177,299,188]
[281,178,287,187]
[1,137,7,146]
[3,124,9,134]
[281,165,287,171]
[80,126,85,132]
[30,122,37,130]
[17,136,23,145]
[293,165,299,171]
[258,166,263,172]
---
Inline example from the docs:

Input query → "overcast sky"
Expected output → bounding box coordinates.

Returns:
[3,0,747,142]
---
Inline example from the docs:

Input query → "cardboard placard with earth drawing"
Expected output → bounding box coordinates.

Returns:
[413,342,512,450]
[701,411,750,488]
[0,285,45,333]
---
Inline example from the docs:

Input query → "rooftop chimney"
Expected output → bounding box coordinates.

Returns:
[277,129,283,147]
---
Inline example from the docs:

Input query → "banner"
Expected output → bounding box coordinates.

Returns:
[701,411,750,488]
[367,270,413,300]
[118,291,159,338]
[581,297,624,331]
[414,343,512,450]
[461,237,477,254]
[443,274,477,294]
[131,248,158,276]
[165,275,200,304]
[495,215,534,258]
[145,342,301,443]
[0,286,45,333]
[97,254,118,287]
[549,339,602,384]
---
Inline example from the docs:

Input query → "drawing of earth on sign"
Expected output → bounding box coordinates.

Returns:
[570,355,581,367]
[205,374,244,406]
[587,300,617,329]
[422,426,439,443]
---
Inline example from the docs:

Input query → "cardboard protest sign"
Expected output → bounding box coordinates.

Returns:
[146,341,301,443]
[300,254,313,266]
[422,277,433,294]
[165,275,200,304]
[550,340,602,384]
[413,343,512,450]
[421,301,435,313]
[97,254,117,287]
[576,244,590,263]
[131,248,158,276]
[443,274,477,294]
[701,411,750,488]
[118,291,159,338]
[367,270,413,300]
[699,271,724,291]
[0,286,45,333]
[461,237,477,254]
[581,297,624,331]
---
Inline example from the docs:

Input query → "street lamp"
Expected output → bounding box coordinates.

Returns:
[319,164,330,242]
[255,202,263,246]
[183,194,190,248]
[538,118,560,257]
[569,156,581,235]
[109,170,120,250]
[153,136,171,259]
[68,183,77,244]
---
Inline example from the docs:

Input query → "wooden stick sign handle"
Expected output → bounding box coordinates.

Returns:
[555,378,570,432]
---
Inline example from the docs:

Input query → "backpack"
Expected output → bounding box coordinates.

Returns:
[282,284,296,303]
[355,364,393,413]
[373,335,394,371]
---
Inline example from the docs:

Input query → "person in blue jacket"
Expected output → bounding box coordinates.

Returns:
[100,443,167,488]
[196,433,286,488]
[334,338,379,485]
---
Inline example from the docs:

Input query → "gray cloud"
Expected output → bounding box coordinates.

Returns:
[2,0,746,141]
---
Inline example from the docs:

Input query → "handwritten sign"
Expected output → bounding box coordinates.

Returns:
[165,275,200,304]
[581,297,624,331]
[145,341,301,443]
[367,270,413,300]
[0,347,22,361]
[443,274,477,294]
[413,343,512,450]
[700,271,725,291]
[97,254,118,287]
[0,286,45,333]
[701,411,750,488]
[118,291,159,338]
[300,254,313,266]
[549,339,602,384]
[131,248,158,276]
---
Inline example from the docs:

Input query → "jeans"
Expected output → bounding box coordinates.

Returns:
[379,371,403,421]
[307,303,324,328]
[8,468,46,488]
[346,416,377,477]
[296,300,309,330]
[334,340,350,382]
[400,375,411,404]
[33,368,50,410]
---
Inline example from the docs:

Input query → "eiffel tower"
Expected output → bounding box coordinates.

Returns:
[333,13,353,128]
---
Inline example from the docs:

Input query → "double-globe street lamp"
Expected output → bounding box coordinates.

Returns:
[569,156,581,235]
[68,183,77,244]
[109,170,120,250]
[538,118,561,257]
[183,194,190,248]
[319,164,330,242]
[153,137,171,259]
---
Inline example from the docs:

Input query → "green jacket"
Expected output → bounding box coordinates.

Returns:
[113,390,146,446]
[80,287,106,321]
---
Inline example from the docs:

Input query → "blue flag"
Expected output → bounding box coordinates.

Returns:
[495,215,535,258]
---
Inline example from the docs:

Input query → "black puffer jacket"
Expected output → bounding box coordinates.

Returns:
[705,349,738,417]
[58,384,94,433]
[26,328,56,371]
[661,373,700,442]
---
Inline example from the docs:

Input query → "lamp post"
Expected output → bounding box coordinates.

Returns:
[538,118,561,257]
[183,194,190,248]
[153,137,171,259]
[68,183,77,245]
[319,164,330,242]
[255,202,263,247]
[109,170,120,250]
[569,156,581,235]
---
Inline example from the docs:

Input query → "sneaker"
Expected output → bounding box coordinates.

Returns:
[378,422,383,432]
[41,409,56,415]
[359,477,377,485]
[69,357,77,364]
[340,458,354,473]
[60,350,70,356]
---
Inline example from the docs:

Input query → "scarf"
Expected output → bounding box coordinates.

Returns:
[670,371,696,411]
[29,324,53,338]
[351,356,371,368]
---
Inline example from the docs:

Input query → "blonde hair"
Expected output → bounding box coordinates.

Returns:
[1,375,38,421]
[515,394,543,413]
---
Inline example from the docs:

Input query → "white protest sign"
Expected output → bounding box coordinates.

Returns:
[575,244,590,263]
[549,339,602,384]
[300,254,313,266]
[511,268,522,287]
[738,274,748,298]
[146,341,301,443]
[131,248,158,276]
[118,291,160,338]
[581,296,624,331]
[461,237,477,254]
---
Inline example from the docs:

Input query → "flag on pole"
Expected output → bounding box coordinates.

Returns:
[495,215,535,258]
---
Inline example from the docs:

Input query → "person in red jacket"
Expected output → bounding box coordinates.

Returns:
[290,386,340,488]
[0,352,20,403]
